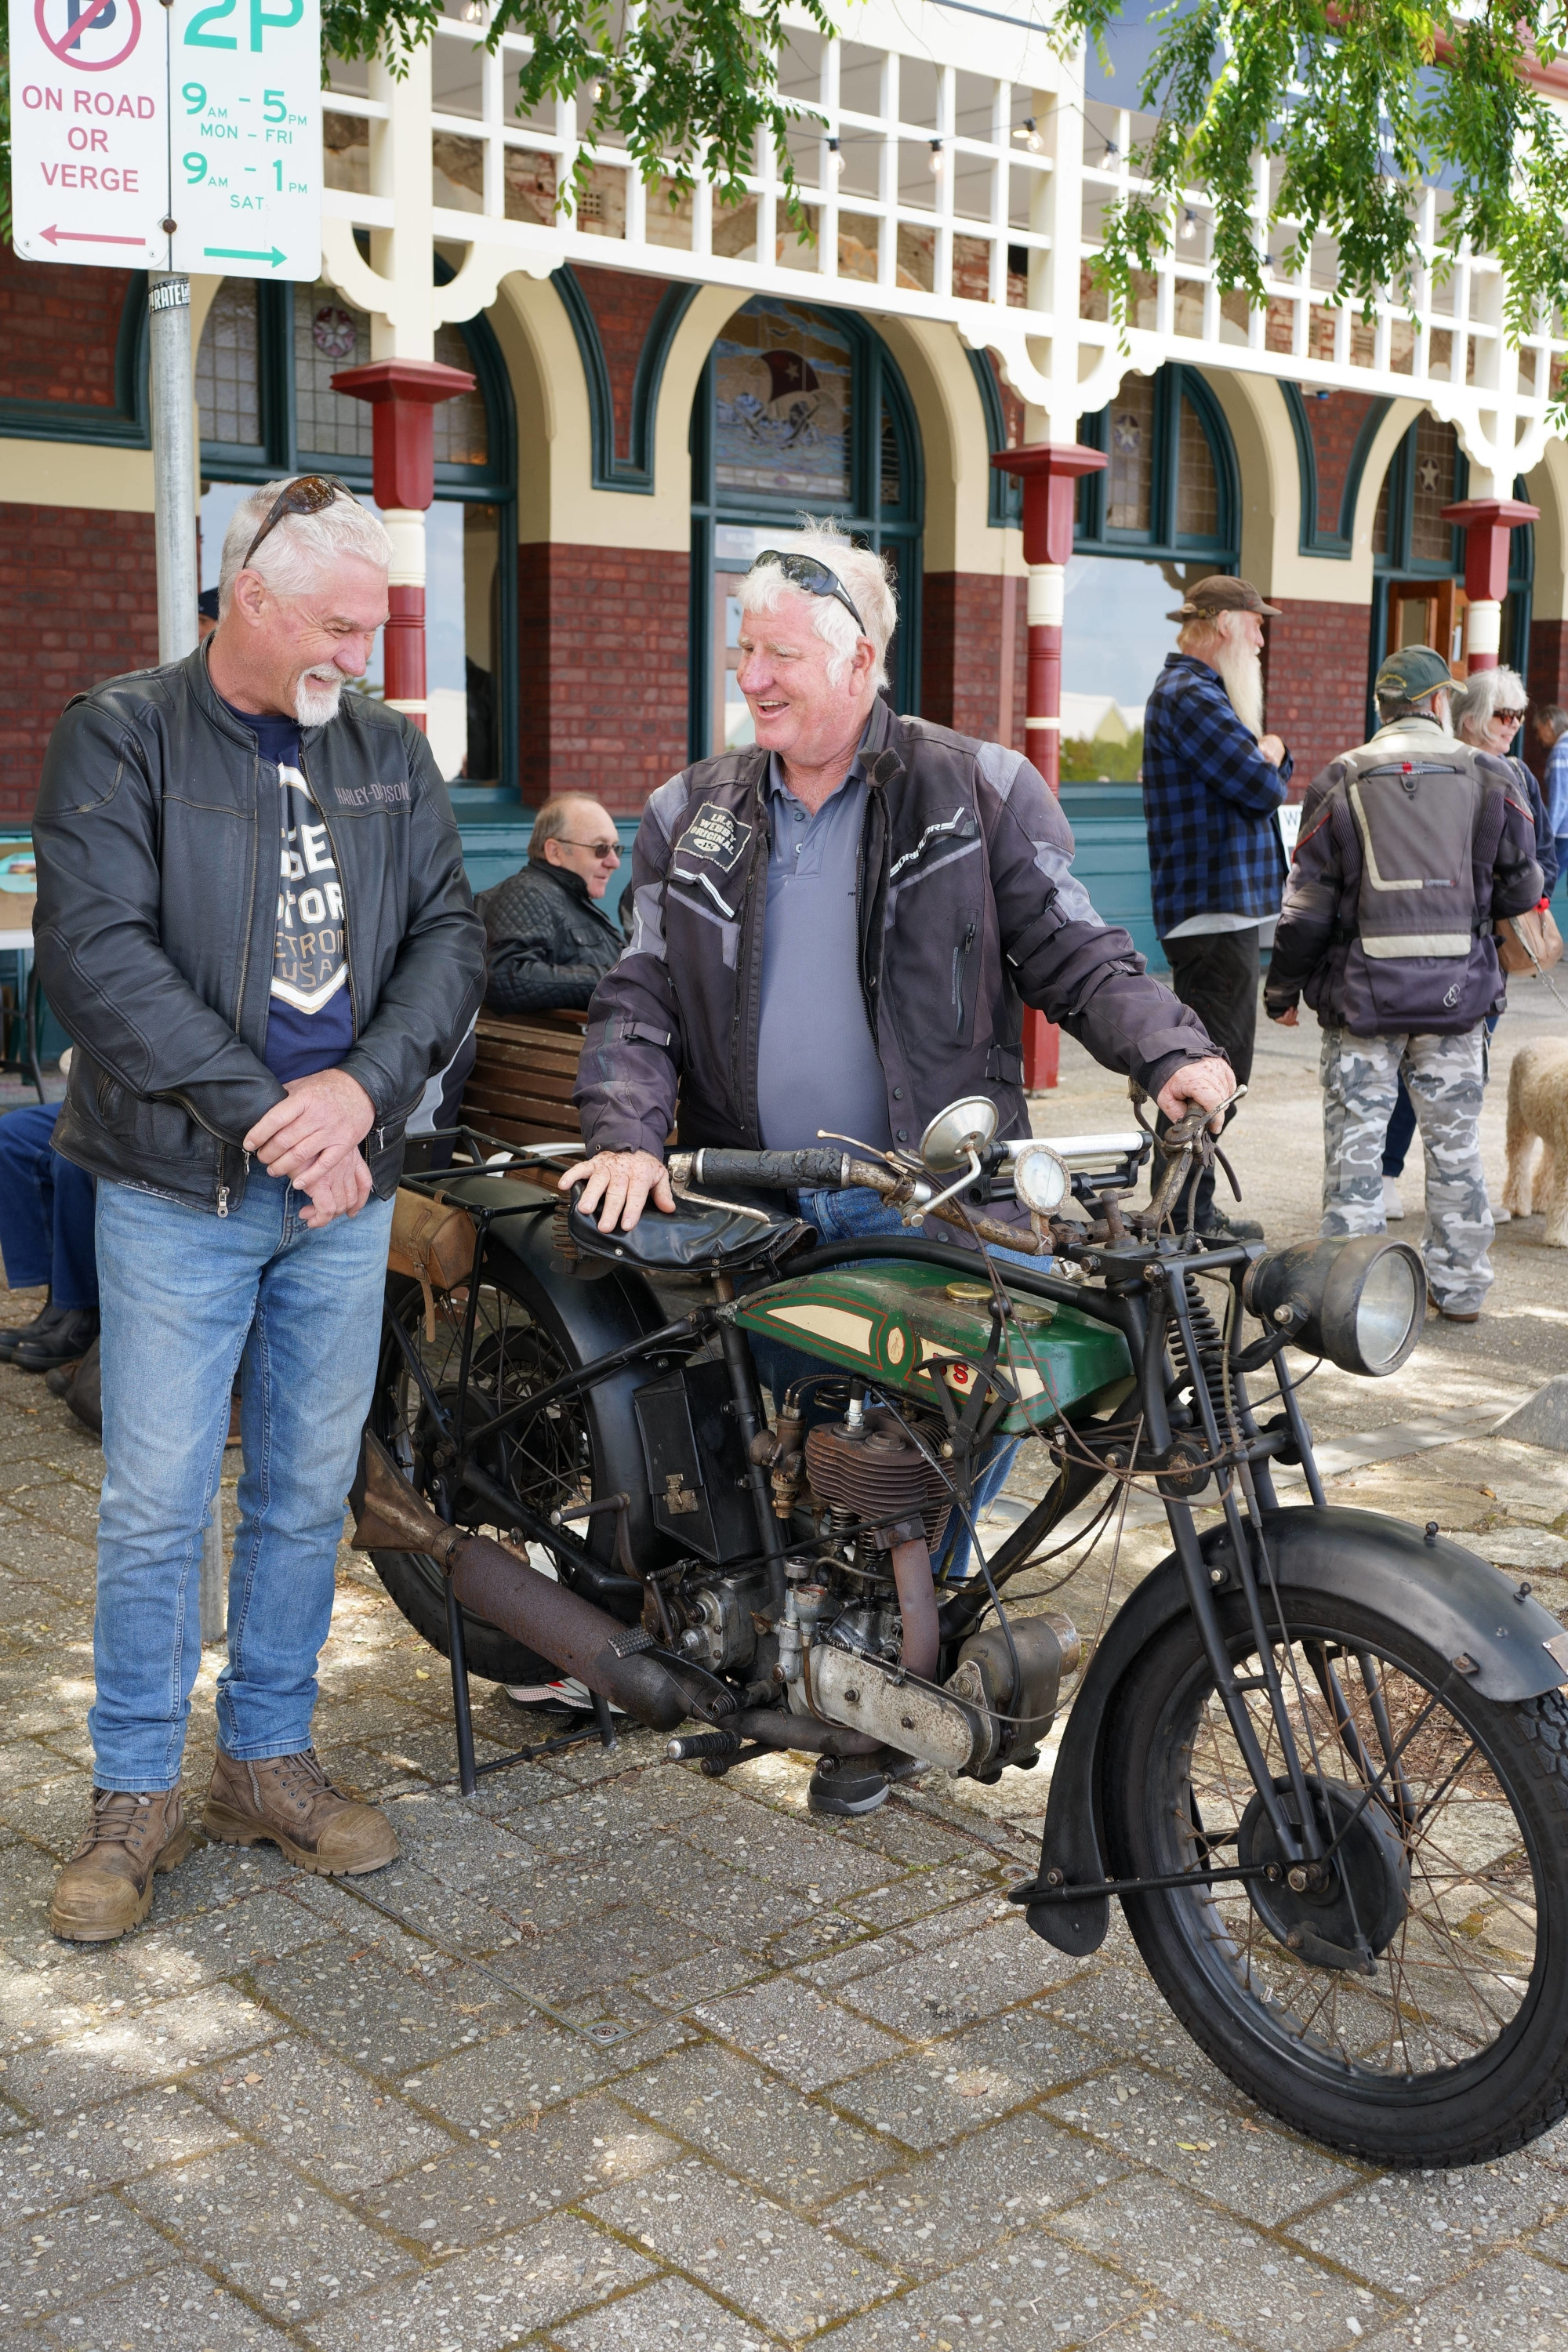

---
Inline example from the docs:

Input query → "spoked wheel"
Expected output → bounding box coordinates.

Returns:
[368,1268,597,1688]
[1103,1588,1568,2165]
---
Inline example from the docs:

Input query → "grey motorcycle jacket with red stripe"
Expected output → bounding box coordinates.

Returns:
[1265,714,1544,1036]
[574,696,1218,1160]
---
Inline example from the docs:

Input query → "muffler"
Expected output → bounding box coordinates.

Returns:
[349,1435,691,1734]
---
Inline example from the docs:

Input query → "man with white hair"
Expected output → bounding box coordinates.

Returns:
[32,475,486,1939]
[572,526,1232,1241]
[1141,575,1294,1240]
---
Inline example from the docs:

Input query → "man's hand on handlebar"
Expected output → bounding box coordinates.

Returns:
[559,1149,676,1232]
[1155,1055,1237,1135]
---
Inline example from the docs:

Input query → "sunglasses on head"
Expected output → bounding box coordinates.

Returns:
[241,475,354,572]
[753,549,866,633]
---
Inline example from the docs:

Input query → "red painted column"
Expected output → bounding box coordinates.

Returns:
[331,358,476,730]
[991,441,1108,1088]
[1439,494,1539,674]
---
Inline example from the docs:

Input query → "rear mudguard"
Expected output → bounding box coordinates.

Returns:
[435,1171,675,1611]
[1025,1504,1568,1958]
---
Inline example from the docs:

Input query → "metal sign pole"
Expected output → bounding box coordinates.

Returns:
[147,275,198,664]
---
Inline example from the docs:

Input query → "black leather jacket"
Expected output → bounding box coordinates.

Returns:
[475,858,622,1014]
[33,647,487,1215]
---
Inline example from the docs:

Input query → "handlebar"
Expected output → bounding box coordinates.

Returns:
[667,1148,899,1194]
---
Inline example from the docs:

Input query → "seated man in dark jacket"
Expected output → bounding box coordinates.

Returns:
[477,795,623,1014]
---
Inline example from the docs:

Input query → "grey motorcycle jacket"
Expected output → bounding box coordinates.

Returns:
[575,696,1218,1160]
[32,646,488,1215]
[1265,714,1544,1036]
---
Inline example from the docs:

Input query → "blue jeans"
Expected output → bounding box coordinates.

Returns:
[90,1172,394,1791]
[746,1186,1032,1581]
[0,1103,97,1311]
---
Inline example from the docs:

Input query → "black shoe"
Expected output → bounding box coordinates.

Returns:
[0,1299,66,1365]
[808,1755,891,1818]
[13,1309,99,1374]
[1196,1213,1264,1244]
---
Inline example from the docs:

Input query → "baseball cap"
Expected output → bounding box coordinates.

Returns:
[198,587,220,622]
[1374,644,1454,701]
[1167,575,1281,622]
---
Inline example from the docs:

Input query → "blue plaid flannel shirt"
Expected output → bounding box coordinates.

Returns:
[1142,653,1292,940]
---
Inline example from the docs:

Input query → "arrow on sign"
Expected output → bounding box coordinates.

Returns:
[204,245,288,268]
[41,224,149,248]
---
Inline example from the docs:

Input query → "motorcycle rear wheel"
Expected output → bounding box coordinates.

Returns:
[368,1267,601,1689]
[1102,1585,1568,2166]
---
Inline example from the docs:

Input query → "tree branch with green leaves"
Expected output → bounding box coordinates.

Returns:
[1058,1,1568,363]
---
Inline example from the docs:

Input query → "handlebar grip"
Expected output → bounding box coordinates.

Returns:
[682,1147,854,1191]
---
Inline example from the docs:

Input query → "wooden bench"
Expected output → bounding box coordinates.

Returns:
[459,1008,588,1149]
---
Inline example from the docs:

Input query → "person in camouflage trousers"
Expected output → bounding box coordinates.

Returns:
[1266,645,1543,1323]
[1319,1029,1494,1316]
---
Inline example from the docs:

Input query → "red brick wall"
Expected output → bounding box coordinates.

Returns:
[0,241,132,408]
[0,504,158,822]
[921,572,1026,753]
[1263,598,1371,793]
[517,543,689,813]
[572,267,674,466]
[1304,391,1381,539]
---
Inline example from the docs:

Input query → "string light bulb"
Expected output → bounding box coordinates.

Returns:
[460,0,482,20]
[1014,115,1043,153]
[827,136,844,179]
[586,75,603,102]
[928,138,944,175]
[1180,207,1198,241]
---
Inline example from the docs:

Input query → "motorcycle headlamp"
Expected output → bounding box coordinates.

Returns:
[1243,1236,1426,1377]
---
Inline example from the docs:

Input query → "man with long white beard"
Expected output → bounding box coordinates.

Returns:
[1142,575,1292,1236]
[31,477,485,1939]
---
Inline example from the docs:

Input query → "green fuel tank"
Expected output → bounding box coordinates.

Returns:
[734,1263,1134,1432]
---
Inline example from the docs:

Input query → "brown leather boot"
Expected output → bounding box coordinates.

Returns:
[203,1748,398,1875]
[49,1788,192,1943]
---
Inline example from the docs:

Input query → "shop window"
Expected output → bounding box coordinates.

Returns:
[194,270,516,793]
[691,296,922,757]
[196,282,262,450]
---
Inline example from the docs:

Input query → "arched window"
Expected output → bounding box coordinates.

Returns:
[690,296,923,757]
[1370,415,1532,688]
[1060,366,1238,781]
[195,276,516,791]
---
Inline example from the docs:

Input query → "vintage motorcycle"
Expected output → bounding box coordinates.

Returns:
[352,1098,1568,2170]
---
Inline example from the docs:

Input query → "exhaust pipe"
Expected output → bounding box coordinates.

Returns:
[349,1435,691,1734]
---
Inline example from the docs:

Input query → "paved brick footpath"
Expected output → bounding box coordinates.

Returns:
[0,1328,1566,2352]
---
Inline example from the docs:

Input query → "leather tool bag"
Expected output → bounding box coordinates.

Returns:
[388,1188,477,1341]
[1497,905,1565,976]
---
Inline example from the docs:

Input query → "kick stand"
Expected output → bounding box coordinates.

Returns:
[441,1563,620,1796]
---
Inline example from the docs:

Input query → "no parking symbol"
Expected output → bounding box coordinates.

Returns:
[11,0,167,261]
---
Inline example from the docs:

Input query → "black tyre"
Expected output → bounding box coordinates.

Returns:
[1102,1585,1568,2166]
[369,1265,604,1688]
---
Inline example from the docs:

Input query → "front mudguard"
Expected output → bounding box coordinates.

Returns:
[1025,1504,1568,1958]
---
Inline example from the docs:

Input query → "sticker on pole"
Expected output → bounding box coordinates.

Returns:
[9,0,169,263]
[167,0,321,281]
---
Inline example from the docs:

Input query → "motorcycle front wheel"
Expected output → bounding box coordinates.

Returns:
[1102,1586,1568,2166]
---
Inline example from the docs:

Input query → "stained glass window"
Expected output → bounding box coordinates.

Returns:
[1105,375,1155,531]
[1410,415,1459,563]
[196,282,261,448]
[294,282,373,459]
[1175,394,1218,538]
[713,296,851,500]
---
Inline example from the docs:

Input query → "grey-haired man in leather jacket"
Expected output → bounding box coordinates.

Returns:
[32,478,485,1940]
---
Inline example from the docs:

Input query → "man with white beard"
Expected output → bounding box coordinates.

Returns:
[31,477,485,1939]
[1142,575,1292,1236]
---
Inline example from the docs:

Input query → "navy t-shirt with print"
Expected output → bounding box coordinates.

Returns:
[223,701,355,1083]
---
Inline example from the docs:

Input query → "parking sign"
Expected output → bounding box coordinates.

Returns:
[11,0,170,265]
[168,0,321,280]
[9,0,321,279]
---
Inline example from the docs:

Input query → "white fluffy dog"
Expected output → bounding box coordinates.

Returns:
[1503,1036,1568,1243]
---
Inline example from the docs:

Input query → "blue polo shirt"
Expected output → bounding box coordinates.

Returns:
[754,753,891,1155]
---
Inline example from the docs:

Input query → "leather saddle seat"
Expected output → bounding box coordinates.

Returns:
[564,1189,809,1276]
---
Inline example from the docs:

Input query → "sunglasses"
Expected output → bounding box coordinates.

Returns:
[753,549,866,633]
[1494,710,1528,727]
[561,837,622,861]
[242,475,354,571]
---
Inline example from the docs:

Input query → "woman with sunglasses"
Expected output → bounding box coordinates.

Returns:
[1379,666,1555,1223]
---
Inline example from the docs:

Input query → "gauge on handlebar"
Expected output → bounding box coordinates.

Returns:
[1011,1141,1071,1215]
